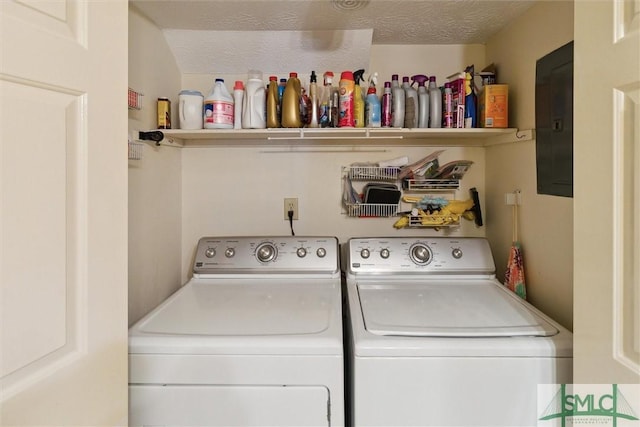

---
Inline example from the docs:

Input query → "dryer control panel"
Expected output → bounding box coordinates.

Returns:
[345,237,495,275]
[193,236,339,275]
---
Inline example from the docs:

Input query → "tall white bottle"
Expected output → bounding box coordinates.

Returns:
[412,75,430,128]
[242,70,266,129]
[390,74,405,128]
[402,76,418,128]
[428,76,442,128]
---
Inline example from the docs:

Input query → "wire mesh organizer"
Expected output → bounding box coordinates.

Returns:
[403,178,460,191]
[128,141,143,160]
[343,166,401,217]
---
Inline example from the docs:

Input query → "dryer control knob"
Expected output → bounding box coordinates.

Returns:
[360,248,370,259]
[256,243,277,263]
[225,248,235,258]
[380,248,390,259]
[297,247,307,258]
[205,248,216,258]
[316,248,327,258]
[452,248,463,259]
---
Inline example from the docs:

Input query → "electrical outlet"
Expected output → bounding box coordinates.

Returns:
[284,198,299,220]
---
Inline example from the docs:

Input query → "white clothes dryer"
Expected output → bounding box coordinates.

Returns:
[129,236,344,427]
[343,237,572,427]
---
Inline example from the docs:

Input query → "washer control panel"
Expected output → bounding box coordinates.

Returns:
[346,237,495,275]
[194,236,339,274]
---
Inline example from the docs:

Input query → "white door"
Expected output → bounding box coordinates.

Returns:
[1,0,128,425]
[574,0,640,383]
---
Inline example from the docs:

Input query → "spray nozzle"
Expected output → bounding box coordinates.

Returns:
[353,69,365,85]
[411,74,429,87]
[310,70,317,83]
[368,72,379,88]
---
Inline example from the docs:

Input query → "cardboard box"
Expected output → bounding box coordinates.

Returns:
[479,84,508,128]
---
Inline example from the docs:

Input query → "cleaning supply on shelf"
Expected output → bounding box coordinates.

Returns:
[308,71,319,128]
[278,78,286,123]
[402,76,418,128]
[411,75,430,128]
[233,81,244,130]
[281,72,302,128]
[204,78,234,129]
[428,76,442,128]
[266,75,280,128]
[178,90,204,130]
[319,71,337,127]
[338,70,355,127]
[365,73,381,128]
[390,74,405,128]
[242,70,266,129]
[464,65,477,128]
[353,69,366,128]
[381,81,392,127]
[443,82,453,128]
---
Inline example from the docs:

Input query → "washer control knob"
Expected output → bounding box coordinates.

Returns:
[452,248,463,259]
[410,243,432,265]
[380,248,390,259]
[297,247,307,258]
[360,248,370,259]
[256,243,277,263]
[205,248,216,258]
[316,247,327,258]
[225,248,235,258]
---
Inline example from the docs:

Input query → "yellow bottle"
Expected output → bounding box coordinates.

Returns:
[353,69,365,128]
[281,72,302,128]
[266,75,280,128]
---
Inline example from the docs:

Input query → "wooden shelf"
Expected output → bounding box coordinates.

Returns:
[155,127,528,147]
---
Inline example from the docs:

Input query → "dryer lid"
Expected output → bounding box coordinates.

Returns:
[358,281,558,337]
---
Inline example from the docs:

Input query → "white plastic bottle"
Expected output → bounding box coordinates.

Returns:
[411,75,430,128]
[428,76,442,128]
[402,76,418,128]
[233,80,244,130]
[390,74,405,128]
[242,70,266,129]
[204,78,234,129]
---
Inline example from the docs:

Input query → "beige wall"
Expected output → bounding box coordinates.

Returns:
[128,6,183,325]
[128,5,575,330]
[485,1,574,330]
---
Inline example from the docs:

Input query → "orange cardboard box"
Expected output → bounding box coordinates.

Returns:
[479,84,508,128]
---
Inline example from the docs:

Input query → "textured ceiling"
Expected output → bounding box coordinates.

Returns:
[131,0,537,74]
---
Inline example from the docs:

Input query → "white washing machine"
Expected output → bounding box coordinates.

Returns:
[343,237,572,427]
[129,236,344,427]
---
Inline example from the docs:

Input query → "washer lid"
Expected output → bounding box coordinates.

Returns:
[138,280,336,336]
[358,281,558,337]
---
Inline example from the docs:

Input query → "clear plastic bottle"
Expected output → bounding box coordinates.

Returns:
[390,74,405,128]
[308,71,319,128]
[428,76,442,128]
[204,78,234,129]
[242,70,266,129]
[266,75,280,128]
[381,81,392,127]
[443,82,454,128]
[402,76,418,128]
[281,72,302,128]
[233,81,244,130]
[411,75,430,128]
[319,71,334,127]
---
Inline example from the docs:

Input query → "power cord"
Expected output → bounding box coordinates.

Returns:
[288,209,295,236]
